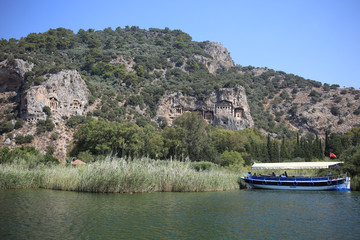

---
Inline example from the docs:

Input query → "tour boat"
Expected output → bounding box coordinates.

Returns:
[241,162,351,191]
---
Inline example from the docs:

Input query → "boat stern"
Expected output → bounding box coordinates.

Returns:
[337,177,351,191]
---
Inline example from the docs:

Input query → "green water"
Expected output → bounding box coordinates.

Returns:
[0,189,359,240]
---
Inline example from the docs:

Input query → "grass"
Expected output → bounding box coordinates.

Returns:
[0,157,241,193]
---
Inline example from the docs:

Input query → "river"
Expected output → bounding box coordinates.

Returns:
[0,189,359,239]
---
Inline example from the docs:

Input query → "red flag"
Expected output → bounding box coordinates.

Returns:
[330,152,337,158]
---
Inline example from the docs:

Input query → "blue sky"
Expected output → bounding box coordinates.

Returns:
[1,0,360,89]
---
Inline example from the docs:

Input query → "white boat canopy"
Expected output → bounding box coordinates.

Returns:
[251,162,343,170]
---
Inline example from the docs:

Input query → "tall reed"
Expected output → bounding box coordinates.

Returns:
[0,157,240,193]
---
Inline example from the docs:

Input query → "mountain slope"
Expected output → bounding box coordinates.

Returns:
[1,26,360,161]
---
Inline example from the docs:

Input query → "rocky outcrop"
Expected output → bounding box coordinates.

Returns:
[195,42,235,74]
[269,87,360,135]
[0,58,33,92]
[21,69,90,122]
[156,85,254,130]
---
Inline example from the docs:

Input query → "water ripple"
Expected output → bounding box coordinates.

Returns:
[1,190,359,239]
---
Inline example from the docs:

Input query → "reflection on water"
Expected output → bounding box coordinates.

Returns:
[0,189,360,239]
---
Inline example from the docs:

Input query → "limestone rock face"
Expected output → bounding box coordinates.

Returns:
[156,85,254,130]
[21,70,90,122]
[194,42,235,74]
[4,138,11,145]
[0,59,33,92]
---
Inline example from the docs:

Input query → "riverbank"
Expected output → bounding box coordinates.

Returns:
[0,157,242,193]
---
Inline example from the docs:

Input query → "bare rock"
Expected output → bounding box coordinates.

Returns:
[21,69,90,122]
[156,85,254,130]
[0,58,33,92]
[194,42,234,74]
[4,138,11,145]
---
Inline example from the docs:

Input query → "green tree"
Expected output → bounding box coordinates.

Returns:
[342,145,360,177]
[88,38,101,48]
[173,112,208,161]
[142,125,166,159]
[267,134,273,162]
[326,132,343,157]
[313,133,323,159]
[280,136,290,160]
[72,118,145,158]
[220,150,244,167]
[161,126,186,159]
[124,72,139,86]
[135,65,145,77]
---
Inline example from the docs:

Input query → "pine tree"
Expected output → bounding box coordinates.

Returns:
[314,133,323,159]
[267,134,273,162]
[325,130,330,157]
[280,135,290,160]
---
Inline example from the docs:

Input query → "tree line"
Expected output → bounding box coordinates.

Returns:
[66,113,360,167]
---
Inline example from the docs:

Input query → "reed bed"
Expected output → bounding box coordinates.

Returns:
[0,157,240,193]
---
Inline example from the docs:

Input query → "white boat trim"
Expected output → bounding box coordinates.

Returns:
[251,161,343,170]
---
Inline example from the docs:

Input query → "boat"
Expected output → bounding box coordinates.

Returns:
[241,162,351,191]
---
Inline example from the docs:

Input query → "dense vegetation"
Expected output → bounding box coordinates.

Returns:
[2,112,359,166]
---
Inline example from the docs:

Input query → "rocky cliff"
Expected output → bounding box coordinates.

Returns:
[21,69,90,123]
[0,58,90,161]
[156,85,254,130]
[0,58,33,92]
[194,42,235,74]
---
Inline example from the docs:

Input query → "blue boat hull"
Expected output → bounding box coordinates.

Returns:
[241,176,350,191]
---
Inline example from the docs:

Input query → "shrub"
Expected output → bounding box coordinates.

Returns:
[14,119,24,129]
[77,151,95,163]
[323,83,330,92]
[354,107,360,115]
[0,146,40,164]
[309,90,322,103]
[88,95,96,105]
[66,115,87,128]
[126,95,144,107]
[36,118,55,134]
[340,89,347,95]
[330,84,340,90]
[50,133,58,140]
[15,134,34,144]
[25,135,34,143]
[43,106,51,116]
[220,151,244,167]
[93,109,102,116]
[334,96,342,103]
[0,121,14,134]
[330,107,340,116]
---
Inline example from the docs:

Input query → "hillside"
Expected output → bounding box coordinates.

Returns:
[1,26,360,162]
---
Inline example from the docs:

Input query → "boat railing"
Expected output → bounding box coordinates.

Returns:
[247,175,345,181]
